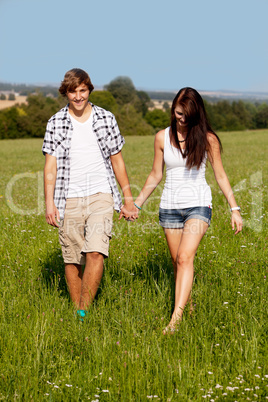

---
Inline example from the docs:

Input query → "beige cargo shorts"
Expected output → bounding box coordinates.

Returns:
[59,193,114,265]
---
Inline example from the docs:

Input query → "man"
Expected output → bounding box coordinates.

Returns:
[42,68,137,319]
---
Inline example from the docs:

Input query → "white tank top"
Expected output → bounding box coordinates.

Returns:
[67,113,111,198]
[160,127,212,209]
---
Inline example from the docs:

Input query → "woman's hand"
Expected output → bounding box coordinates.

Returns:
[119,202,139,221]
[231,210,243,234]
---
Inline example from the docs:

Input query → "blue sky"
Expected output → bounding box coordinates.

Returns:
[1,0,268,92]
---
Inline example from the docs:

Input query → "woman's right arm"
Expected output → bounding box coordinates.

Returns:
[44,153,60,227]
[135,130,165,208]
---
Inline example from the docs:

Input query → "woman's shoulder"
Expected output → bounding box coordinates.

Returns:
[155,128,167,150]
[156,127,170,141]
[207,131,220,145]
[156,128,166,139]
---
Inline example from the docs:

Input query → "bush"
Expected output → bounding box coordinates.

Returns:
[144,109,170,131]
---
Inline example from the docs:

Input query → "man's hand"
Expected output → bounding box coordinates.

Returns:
[46,202,60,227]
[44,154,59,227]
[119,202,139,221]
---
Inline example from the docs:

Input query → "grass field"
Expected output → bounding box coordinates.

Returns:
[0,130,267,401]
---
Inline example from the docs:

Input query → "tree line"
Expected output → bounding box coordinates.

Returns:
[0,77,268,140]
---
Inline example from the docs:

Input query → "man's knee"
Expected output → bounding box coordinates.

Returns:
[86,252,104,263]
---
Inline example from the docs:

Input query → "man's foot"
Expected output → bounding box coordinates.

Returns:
[77,310,88,322]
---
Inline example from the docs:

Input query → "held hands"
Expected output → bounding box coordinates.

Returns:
[119,201,140,222]
[231,210,243,235]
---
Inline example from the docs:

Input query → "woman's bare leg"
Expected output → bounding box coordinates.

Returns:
[164,219,209,330]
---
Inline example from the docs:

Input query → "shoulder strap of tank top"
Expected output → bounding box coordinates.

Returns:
[164,127,170,147]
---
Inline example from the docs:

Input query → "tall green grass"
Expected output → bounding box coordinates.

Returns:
[0,130,267,401]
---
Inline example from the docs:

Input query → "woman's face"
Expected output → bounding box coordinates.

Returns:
[174,104,187,128]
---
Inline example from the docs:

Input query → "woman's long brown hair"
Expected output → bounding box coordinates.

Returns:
[170,87,222,169]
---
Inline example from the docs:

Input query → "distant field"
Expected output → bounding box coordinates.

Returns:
[0,131,267,400]
[149,99,172,111]
[0,96,170,112]
[0,95,27,110]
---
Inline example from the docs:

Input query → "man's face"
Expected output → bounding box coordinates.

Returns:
[67,83,90,114]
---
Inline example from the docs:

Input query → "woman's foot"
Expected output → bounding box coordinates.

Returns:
[163,325,178,335]
[163,315,181,335]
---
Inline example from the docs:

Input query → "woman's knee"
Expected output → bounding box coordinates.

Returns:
[177,251,193,267]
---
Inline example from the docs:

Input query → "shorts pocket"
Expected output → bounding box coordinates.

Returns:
[102,217,112,244]
[104,217,112,239]
[58,219,71,256]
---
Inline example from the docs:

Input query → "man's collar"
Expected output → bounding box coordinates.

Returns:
[61,102,102,123]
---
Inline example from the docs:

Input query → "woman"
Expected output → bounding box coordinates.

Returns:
[134,87,243,333]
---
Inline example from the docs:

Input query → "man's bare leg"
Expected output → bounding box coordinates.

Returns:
[79,252,104,310]
[65,264,83,308]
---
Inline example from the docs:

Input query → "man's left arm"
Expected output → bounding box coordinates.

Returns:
[110,151,138,221]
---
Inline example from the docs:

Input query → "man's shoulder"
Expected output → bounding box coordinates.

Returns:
[47,105,69,123]
[92,104,115,120]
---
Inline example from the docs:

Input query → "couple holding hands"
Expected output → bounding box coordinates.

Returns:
[43,68,242,332]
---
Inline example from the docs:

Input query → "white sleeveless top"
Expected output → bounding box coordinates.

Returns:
[67,113,111,198]
[160,127,212,209]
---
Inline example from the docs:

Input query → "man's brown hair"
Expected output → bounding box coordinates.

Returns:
[59,68,94,96]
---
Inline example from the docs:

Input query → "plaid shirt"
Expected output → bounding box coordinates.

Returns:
[42,103,125,219]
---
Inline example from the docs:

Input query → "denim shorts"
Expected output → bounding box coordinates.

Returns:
[159,206,212,229]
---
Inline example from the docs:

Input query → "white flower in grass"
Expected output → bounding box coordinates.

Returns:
[255,374,260,378]
[264,374,268,378]
[208,371,213,375]
[65,384,72,387]
[215,384,223,389]
[102,390,109,393]
[223,302,228,304]
[54,385,59,389]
